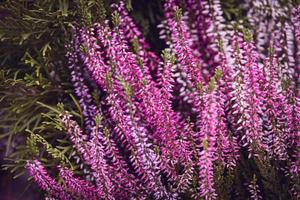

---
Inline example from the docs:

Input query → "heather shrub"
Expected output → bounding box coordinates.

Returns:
[0,0,299,199]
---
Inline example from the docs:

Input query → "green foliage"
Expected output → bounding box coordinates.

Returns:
[76,0,107,25]
[0,0,107,186]
[214,165,234,200]
[112,11,121,27]
[221,0,244,21]
[26,130,72,167]
[175,7,183,22]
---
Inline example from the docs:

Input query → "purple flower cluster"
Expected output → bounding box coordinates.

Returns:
[26,160,71,200]
[26,0,300,199]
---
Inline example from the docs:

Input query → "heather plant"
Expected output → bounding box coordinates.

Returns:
[0,0,300,199]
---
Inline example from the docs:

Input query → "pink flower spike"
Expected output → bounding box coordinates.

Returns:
[25,160,71,200]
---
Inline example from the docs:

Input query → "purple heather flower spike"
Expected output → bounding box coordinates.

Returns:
[186,0,220,75]
[292,5,300,97]
[66,28,100,133]
[158,50,176,102]
[112,1,160,73]
[240,35,265,155]
[215,80,239,168]
[230,31,265,157]
[59,167,100,199]
[164,3,204,86]
[78,25,111,90]
[99,127,144,198]
[245,0,289,61]
[246,0,296,85]
[163,0,208,131]
[60,113,115,199]
[25,160,71,200]
[287,95,300,176]
[261,55,291,161]
[197,87,218,200]
[208,0,233,68]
